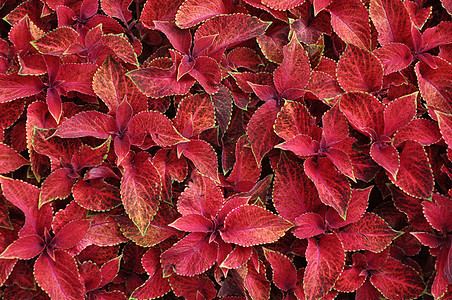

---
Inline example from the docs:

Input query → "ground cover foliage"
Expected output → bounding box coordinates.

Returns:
[0,0,451,299]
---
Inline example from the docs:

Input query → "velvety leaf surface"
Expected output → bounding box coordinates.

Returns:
[373,43,412,75]
[293,212,325,239]
[73,179,121,211]
[54,111,116,139]
[39,168,75,207]
[221,205,293,246]
[336,213,399,252]
[34,250,85,300]
[0,235,44,259]
[31,27,79,55]
[0,74,43,102]
[181,140,219,182]
[304,234,345,300]
[175,0,232,28]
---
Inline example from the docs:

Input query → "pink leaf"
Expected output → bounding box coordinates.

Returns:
[304,234,345,300]
[423,194,452,233]
[100,0,133,22]
[262,0,305,10]
[276,134,319,157]
[34,250,85,300]
[273,155,322,223]
[169,214,212,232]
[304,157,351,219]
[39,168,75,207]
[336,213,399,252]
[221,205,293,246]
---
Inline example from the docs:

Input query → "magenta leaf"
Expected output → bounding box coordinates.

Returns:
[263,248,297,292]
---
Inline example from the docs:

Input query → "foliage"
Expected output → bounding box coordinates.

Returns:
[0,0,451,299]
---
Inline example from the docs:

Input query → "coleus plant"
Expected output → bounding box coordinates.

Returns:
[1,0,452,299]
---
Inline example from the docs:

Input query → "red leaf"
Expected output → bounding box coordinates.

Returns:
[304,157,351,219]
[0,73,43,103]
[393,118,441,146]
[423,194,452,233]
[415,57,452,113]
[173,93,215,138]
[132,248,170,299]
[336,213,399,252]
[335,252,367,292]
[384,93,417,136]
[436,111,452,149]
[369,0,412,46]
[181,140,220,183]
[121,152,162,235]
[169,214,212,232]
[54,111,116,139]
[370,143,400,178]
[34,250,85,300]
[169,274,216,300]
[273,37,310,95]
[39,168,75,207]
[190,56,222,94]
[263,248,297,291]
[274,100,319,140]
[221,205,293,246]
[73,179,121,211]
[339,92,385,138]
[0,143,28,174]
[175,0,233,28]
[161,232,217,276]
[304,234,345,300]
[388,141,433,199]
[326,186,373,229]
[92,55,147,114]
[337,44,383,93]
[194,14,271,58]
[421,21,452,52]
[370,257,424,300]
[243,259,271,300]
[293,212,325,239]
[327,0,371,50]
[31,27,79,55]
[220,245,252,270]
[273,155,322,222]
[53,219,90,250]
[305,71,343,102]
[0,235,44,259]
[262,0,305,10]
[373,43,413,75]
[100,0,133,22]
[227,47,263,72]
[127,62,195,98]
[99,255,122,287]
[247,101,280,164]
[277,134,319,157]
[140,0,184,29]
[100,34,139,66]
[177,172,224,219]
